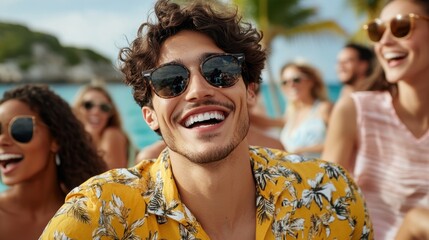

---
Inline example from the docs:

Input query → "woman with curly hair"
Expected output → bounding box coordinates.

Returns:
[73,84,136,169]
[0,84,106,239]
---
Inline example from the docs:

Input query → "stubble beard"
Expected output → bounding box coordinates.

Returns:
[343,72,358,86]
[162,115,250,164]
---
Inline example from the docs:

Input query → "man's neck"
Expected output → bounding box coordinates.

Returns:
[170,142,256,239]
[352,76,370,91]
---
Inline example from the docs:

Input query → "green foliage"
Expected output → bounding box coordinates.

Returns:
[0,22,110,67]
[347,0,385,19]
[244,0,317,28]
[230,0,347,115]
[0,23,33,61]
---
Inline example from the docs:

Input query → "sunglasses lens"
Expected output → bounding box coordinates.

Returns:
[203,55,241,88]
[83,101,94,110]
[391,16,411,38]
[281,77,301,86]
[151,65,189,98]
[100,104,112,113]
[11,117,33,143]
[367,21,385,42]
[293,77,301,84]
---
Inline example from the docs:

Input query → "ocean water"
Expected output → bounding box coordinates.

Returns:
[0,82,341,192]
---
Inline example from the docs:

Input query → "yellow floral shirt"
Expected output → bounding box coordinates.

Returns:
[40,147,373,239]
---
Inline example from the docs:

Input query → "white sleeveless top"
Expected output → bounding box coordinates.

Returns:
[280,100,326,159]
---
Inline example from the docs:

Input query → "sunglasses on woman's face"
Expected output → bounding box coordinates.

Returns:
[363,13,429,42]
[281,76,302,86]
[143,53,245,99]
[82,101,112,113]
[0,116,35,143]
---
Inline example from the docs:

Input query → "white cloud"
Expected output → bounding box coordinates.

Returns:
[29,10,141,62]
[0,1,155,63]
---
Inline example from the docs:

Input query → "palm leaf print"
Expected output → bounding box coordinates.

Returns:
[308,213,335,238]
[179,224,201,240]
[145,231,159,240]
[272,213,304,239]
[332,197,350,221]
[256,194,275,224]
[254,163,280,190]
[276,165,302,183]
[360,225,371,240]
[57,197,91,224]
[320,162,343,180]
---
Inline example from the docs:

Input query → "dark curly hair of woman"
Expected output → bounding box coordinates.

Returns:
[119,0,266,108]
[0,84,107,192]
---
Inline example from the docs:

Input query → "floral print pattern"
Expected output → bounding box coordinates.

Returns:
[40,147,372,239]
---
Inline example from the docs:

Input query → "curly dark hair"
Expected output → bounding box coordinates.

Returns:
[0,84,107,192]
[119,0,266,108]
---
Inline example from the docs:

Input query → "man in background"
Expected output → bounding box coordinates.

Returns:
[336,42,375,98]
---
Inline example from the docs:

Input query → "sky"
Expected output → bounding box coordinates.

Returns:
[0,0,366,84]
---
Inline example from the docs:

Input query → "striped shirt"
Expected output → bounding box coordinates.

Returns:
[352,91,429,240]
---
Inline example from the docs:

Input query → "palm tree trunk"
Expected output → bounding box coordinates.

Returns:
[265,55,282,117]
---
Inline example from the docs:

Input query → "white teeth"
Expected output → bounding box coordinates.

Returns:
[0,153,22,161]
[185,111,225,127]
[383,52,406,60]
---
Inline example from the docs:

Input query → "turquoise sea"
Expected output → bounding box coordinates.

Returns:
[0,82,342,192]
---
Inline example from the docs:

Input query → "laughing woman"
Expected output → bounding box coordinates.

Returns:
[0,84,106,239]
[322,0,429,239]
[73,84,137,169]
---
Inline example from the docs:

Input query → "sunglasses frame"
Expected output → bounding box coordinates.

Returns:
[363,13,429,42]
[143,53,245,99]
[0,115,35,144]
[281,76,302,86]
[82,101,112,113]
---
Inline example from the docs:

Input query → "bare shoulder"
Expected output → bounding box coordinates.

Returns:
[317,100,334,123]
[136,141,166,163]
[248,127,284,150]
[102,127,127,141]
[318,100,333,113]
[332,96,357,119]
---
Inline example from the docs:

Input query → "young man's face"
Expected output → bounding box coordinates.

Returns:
[142,30,256,164]
[336,48,365,85]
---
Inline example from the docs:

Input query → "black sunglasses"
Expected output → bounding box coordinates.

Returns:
[0,116,34,143]
[82,101,112,113]
[281,76,302,86]
[143,53,245,98]
[363,13,429,42]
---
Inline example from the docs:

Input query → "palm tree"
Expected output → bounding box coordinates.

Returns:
[230,0,347,116]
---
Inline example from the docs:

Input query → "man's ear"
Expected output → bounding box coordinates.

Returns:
[142,106,159,131]
[247,83,257,107]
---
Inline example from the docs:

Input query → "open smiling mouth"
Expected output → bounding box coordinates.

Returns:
[183,111,226,128]
[0,154,24,170]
